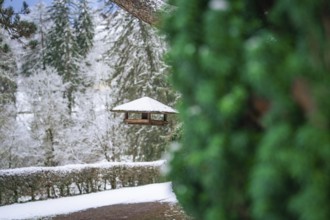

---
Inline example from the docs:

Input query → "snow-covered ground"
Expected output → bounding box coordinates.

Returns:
[0,182,176,220]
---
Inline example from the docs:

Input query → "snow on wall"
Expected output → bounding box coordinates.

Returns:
[0,160,166,206]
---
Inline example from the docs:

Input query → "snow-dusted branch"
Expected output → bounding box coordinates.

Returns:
[110,0,172,25]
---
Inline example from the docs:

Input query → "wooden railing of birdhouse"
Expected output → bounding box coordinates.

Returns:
[124,118,168,125]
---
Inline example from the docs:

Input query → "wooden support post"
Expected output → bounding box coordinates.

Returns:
[124,112,129,123]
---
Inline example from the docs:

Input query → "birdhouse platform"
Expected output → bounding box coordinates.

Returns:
[111,97,177,126]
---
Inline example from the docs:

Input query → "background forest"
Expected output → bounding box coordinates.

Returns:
[0,0,178,169]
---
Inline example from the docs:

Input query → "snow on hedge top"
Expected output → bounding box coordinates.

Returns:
[111,97,178,114]
[0,160,166,177]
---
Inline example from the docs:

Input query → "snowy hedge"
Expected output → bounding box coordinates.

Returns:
[0,160,166,206]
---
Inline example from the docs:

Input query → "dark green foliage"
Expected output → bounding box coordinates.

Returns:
[163,0,330,219]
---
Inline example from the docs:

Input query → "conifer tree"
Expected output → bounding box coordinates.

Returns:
[0,32,16,104]
[0,1,38,169]
[23,67,70,166]
[0,33,18,168]
[164,0,330,219]
[0,0,36,104]
[74,0,94,58]
[45,0,81,113]
[103,8,177,161]
[21,2,49,76]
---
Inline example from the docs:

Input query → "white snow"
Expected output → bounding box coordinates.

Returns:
[0,182,176,220]
[0,160,165,176]
[111,97,178,114]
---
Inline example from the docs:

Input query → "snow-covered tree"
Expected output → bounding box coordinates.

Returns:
[74,0,94,58]
[22,67,70,166]
[21,2,50,76]
[75,15,126,162]
[0,31,16,104]
[45,0,81,113]
[0,1,177,167]
[43,0,95,114]
[0,29,40,168]
[0,109,37,168]
[0,31,18,168]
[102,8,178,161]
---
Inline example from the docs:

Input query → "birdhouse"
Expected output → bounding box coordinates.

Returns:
[111,97,177,125]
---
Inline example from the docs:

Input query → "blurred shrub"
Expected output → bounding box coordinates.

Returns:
[163,0,330,219]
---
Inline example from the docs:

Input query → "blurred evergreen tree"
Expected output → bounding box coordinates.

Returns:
[163,0,330,219]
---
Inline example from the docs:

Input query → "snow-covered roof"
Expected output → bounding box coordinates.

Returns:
[111,97,177,114]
